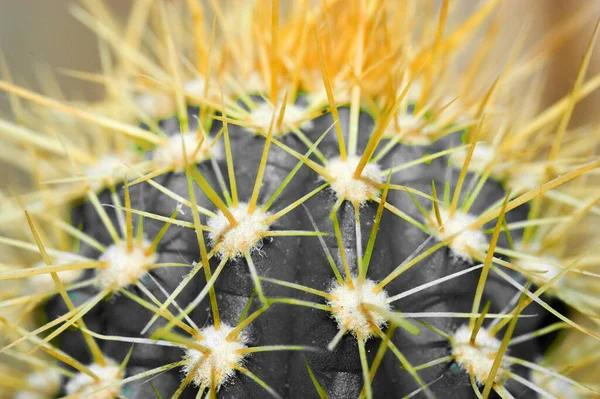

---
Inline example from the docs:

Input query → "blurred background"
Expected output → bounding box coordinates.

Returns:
[0,0,130,104]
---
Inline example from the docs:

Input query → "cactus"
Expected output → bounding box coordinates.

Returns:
[2,1,600,398]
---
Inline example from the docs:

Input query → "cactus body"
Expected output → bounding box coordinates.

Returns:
[43,106,549,398]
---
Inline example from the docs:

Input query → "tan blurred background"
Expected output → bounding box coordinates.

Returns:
[540,1,600,125]
[0,0,129,105]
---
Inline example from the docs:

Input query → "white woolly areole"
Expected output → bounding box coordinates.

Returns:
[154,132,213,171]
[506,170,542,195]
[439,95,470,124]
[15,369,61,399]
[242,71,267,93]
[401,79,423,102]
[96,240,156,290]
[244,102,314,136]
[207,202,271,259]
[327,278,391,340]
[427,207,488,260]
[27,254,84,294]
[531,368,577,399]
[183,324,247,389]
[307,85,351,107]
[324,156,383,205]
[383,114,436,145]
[515,254,565,291]
[452,324,510,385]
[135,92,174,119]
[450,142,496,174]
[83,153,138,191]
[65,358,122,399]
[184,77,221,102]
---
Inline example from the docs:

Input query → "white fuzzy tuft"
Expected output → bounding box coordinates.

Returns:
[427,207,488,260]
[327,278,391,340]
[95,240,156,290]
[306,84,351,107]
[439,95,470,124]
[324,156,383,205]
[65,358,122,399]
[207,202,271,259]
[183,324,247,389]
[244,102,314,136]
[531,368,577,399]
[27,253,84,295]
[15,369,61,399]
[83,153,137,191]
[452,324,510,385]
[135,92,174,119]
[242,71,268,93]
[506,170,542,195]
[450,142,496,174]
[384,114,436,145]
[515,253,565,291]
[154,132,214,171]
[183,77,221,102]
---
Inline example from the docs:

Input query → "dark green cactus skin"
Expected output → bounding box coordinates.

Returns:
[47,105,554,399]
